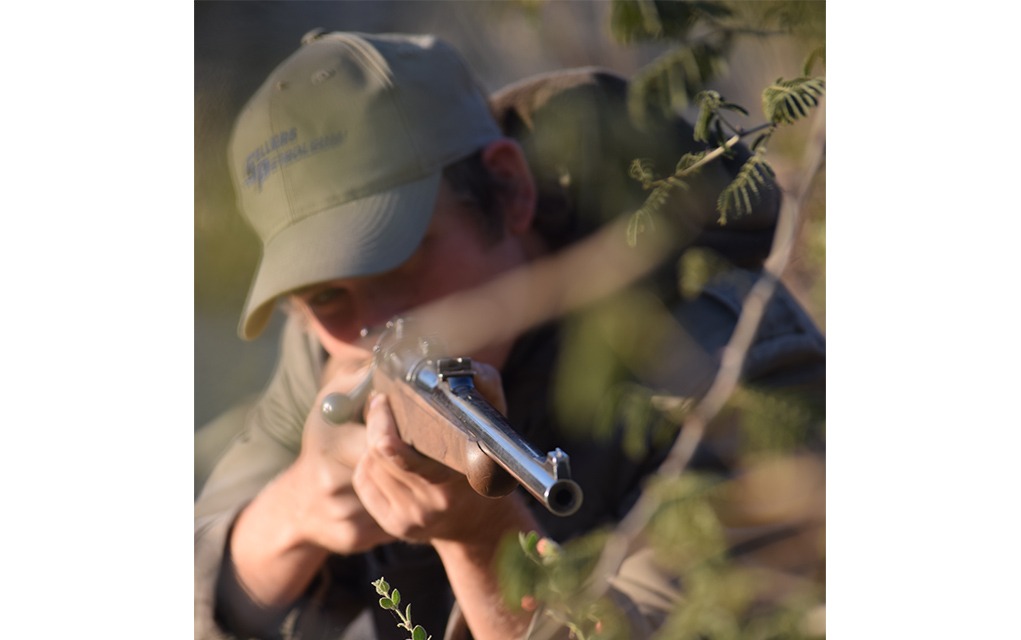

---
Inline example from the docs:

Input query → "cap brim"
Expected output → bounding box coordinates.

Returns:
[238,172,441,340]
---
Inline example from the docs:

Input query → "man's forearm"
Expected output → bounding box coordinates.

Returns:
[219,468,330,625]
[431,496,539,640]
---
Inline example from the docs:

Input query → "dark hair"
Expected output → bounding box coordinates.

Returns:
[442,148,576,249]
[441,150,507,242]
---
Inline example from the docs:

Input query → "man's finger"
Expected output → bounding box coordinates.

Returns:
[333,425,368,468]
[365,393,455,483]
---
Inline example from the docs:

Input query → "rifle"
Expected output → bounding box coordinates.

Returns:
[321,317,583,517]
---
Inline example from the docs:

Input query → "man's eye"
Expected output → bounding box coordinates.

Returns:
[308,288,345,307]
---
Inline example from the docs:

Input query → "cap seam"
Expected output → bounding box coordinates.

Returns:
[267,35,406,244]
[274,117,300,238]
[257,167,437,245]
[333,34,394,89]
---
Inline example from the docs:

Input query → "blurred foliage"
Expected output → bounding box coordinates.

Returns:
[552,287,697,459]
[644,474,729,573]
[500,530,625,640]
[197,2,827,635]
[762,77,826,126]
[611,1,735,43]
[611,0,825,225]
[723,385,821,458]
[612,0,824,116]
[677,246,731,300]
[801,187,825,330]
[716,153,778,225]
[629,60,824,225]
[501,456,824,638]
[499,1,826,637]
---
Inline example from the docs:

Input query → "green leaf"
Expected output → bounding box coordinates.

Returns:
[803,46,826,75]
[371,577,390,596]
[405,604,412,623]
[379,597,394,610]
[627,210,654,248]
[628,158,656,188]
[693,90,722,143]
[391,589,401,607]
[716,154,775,224]
[762,77,825,125]
[412,624,428,640]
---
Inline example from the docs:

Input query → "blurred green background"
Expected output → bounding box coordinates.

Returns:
[194,0,825,429]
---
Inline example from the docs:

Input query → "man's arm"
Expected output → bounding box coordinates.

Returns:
[196,316,392,639]
[222,378,395,617]
[352,375,540,640]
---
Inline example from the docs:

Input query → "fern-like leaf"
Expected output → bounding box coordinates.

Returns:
[716,154,775,224]
[803,47,826,75]
[762,77,825,125]
[675,151,707,174]
[628,158,657,189]
[693,90,723,143]
[627,205,658,247]
[693,91,749,144]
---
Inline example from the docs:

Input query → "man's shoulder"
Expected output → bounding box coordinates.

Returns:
[676,266,825,388]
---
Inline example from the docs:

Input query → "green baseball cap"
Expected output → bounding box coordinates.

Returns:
[228,31,502,340]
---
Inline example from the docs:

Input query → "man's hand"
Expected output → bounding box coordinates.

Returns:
[352,361,528,543]
[226,358,394,610]
[278,386,396,554]
[351,362,539,640]
[352,391,515,543]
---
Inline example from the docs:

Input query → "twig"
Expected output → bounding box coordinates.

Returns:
[653,134,741,189]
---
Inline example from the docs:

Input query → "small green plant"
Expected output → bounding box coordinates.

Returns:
[371,577,431,640]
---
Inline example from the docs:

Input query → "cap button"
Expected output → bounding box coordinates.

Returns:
[301,28,326,45]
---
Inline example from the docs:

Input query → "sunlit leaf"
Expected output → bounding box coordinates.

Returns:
[762,77,825,125]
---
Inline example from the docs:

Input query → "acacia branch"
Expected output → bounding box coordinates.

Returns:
[648,120,774,194]
[646,133,740,191]
[530,103,827,640]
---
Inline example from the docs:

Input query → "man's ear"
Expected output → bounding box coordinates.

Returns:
[481,138,536,236]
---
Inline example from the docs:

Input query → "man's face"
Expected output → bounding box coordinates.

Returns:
[290,179,528,367]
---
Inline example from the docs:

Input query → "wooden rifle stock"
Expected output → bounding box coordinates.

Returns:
[371,318,583,517]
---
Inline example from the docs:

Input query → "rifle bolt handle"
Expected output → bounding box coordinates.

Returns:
[321,392,356,424]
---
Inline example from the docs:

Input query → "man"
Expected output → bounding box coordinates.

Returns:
[195,31,825,640]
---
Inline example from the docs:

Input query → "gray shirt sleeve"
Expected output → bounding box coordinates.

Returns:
[195,314,323,639]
